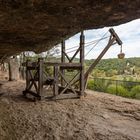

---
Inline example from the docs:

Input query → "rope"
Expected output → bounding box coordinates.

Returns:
[65,36,109,52]
[48,31,109,56]
[65,36,109,54]
[120,45,122,53]
[85,31,109,57]
[65,39,100,51]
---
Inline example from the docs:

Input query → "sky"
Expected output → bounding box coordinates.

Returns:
[64,19,140,60]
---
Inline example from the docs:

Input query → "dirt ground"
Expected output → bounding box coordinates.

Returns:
[0,73,140,140]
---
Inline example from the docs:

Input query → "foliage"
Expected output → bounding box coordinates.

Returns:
[106,85,117,95]
[91,69,105,78]
[88,77,140,99]
[85,57,140,78]
[116,86,129,97]
[130,85,140,99]
[122,80,136,91]
[20,50,140,100]
[93,79,110,92]
[105,69,117,77]
[106,84,129,97]
[87,79,94,90]
[44,66,53,76]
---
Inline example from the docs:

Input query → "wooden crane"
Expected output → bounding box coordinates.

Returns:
[22,28,123,101]
[84,28,123,88]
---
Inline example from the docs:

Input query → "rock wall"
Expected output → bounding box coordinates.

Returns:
[0,0,140,58]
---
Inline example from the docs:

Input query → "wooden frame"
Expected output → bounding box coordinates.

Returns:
[23,31,85,100]
[22,28,122,101]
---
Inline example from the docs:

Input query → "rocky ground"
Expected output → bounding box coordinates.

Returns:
[0,75,140,140]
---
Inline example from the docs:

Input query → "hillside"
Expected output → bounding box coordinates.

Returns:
[46,57,140,73]
[85,57,140,71]
[84,57,140,79]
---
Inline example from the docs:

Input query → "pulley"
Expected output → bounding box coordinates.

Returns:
[118,45,125,59]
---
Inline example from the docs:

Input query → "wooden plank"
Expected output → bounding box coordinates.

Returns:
[84,36,116,80]
[53,66,59,96]
[58,71,78,95]
[27,66,39,70]
[24,61,81,68]
[45,62,81,67]
[28,70,38,92]
[22,62,38,67]
[59,86,80,94]
[23,90,41,98]
[38,58,43,96]
[61,40,66,63]
[61,40,65,86]
[62,51,71,62]
[26,60,30,90]
[51,93,80,100]
[109,28,122,45]
[60,65,82,70]
[69,46,80,62]
[79,31,85,96]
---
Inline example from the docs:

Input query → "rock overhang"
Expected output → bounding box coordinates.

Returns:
[0,0,140,59]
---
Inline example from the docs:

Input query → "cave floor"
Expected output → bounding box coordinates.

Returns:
[0,80,140,140]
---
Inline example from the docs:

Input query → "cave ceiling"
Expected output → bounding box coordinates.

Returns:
[0,0,140,59]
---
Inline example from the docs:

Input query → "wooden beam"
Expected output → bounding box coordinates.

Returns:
[69,46,80,62]
[53,66,59,96]
[45,62,81,67]
[38,58,43,96]
[84,36,116,83]
[51,93,80,100]
[22,62,38,67]
[25,60,30,91]
[62,51,71,62]
[109,28,122,45]
[80,30,85,96]
[23,90,41,98]
[58,71,79,95]
[61,40,65,86]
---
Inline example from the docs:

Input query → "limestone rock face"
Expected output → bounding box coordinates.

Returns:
[0,0,140,58]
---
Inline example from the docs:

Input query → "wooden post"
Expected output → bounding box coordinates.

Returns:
[38,58,43,97]
[80,31,85,96]
[61,40,65,86]
[53,65,59,96]
[25,60,30,91]
[20,52,26,80]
